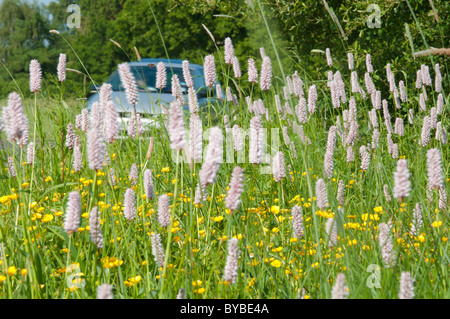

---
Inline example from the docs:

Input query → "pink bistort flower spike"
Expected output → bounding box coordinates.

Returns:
[248,58,258,83]
[426,148,443,189]
[204,54,216,88]
[189,113,203,163]
[151,232,165,268]
[89,206,104,249]
[123,188,136,222]
[272,151,286,182]
[182,60,193,89]
[158,194,170,228]
[168,101,186,152]
[315,178,328,211]
[325,48,332,66]
[259,56,272,91]
[223,238,240,284]
[57,53,67,82]
[118,63,138,106]
[144,169,154,200]
[87,122,105,171]
[291,205,304,239]
[97,284,114,299]
[331,273,348,299]
[232,56,241,79]
[156,62,167,90]
[64,191,81,234]
[393,159,411,200]
[366,54,373,73]
[224,37,235,65]
[29,59,42,93]
[399,272,415,299]
[225,166,244,212]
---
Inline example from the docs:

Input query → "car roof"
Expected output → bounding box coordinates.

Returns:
[128,58,203,70]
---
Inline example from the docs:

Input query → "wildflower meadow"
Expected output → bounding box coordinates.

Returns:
[0,0,448,301]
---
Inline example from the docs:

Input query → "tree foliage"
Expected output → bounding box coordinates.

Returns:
[0,0,53,97]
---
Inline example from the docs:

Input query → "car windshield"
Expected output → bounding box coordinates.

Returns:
[107,65,191,94]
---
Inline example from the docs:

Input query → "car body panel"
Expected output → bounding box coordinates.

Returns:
[86,58,223,118]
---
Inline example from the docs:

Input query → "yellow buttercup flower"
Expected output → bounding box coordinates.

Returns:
[8,266,17,276]
[431,221,442,228]
[41,214,54,223]
[270,206,280,214]
[197,287,206,294]
[270,260,282,267]
[373,206,383,213]
[311,262,320,269]
[102,257,123,268]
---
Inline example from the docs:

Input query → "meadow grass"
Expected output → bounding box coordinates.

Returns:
[0,28,448,300]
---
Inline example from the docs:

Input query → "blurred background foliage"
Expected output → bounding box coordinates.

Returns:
[0,0,448,100]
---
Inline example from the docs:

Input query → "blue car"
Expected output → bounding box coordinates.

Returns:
[87,58,223,128]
